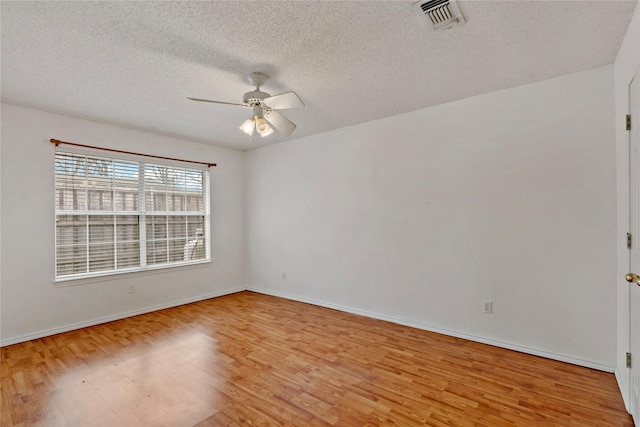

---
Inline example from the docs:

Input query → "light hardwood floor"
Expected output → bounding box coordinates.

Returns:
[1,291,633,426]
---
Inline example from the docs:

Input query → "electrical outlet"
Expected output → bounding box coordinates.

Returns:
[281,271,287,280]
[129,284,136,294]
[482,301,493,314]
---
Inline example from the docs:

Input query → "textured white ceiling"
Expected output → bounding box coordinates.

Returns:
[1,1,637,151]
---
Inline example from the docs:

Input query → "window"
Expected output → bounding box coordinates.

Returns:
[55,152,210,280]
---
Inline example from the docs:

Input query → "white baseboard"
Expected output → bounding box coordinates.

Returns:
[3,284,617,375]
[0,286,245,347]
[615,367,631,412]
[246,287,615,373]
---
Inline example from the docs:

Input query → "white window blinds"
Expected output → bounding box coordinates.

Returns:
[55,152,210,280]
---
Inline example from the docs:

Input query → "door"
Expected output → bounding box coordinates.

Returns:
[628,72,640,425]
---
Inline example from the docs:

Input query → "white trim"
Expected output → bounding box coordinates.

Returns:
[0,286,244,347]
[246,287,616,373]
[615,367,632,412]
[2,283,618,374]
[54,259,212,286]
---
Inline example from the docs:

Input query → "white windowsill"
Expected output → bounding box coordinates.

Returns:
[53,259,213,287]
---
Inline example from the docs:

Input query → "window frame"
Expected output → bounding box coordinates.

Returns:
[54,148,211,283]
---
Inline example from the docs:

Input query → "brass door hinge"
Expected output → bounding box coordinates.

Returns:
[628,233,632,250]
[627,352,632,368]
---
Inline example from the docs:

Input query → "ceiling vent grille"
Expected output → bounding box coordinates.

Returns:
[414,0,466,30]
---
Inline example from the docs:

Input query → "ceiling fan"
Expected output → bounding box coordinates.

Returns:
[188,72,304,138]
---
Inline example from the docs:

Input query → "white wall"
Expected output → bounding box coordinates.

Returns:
[2,64,619,371]
[246,65,618,370]
[614,2,639,411]
[0,104,245,345]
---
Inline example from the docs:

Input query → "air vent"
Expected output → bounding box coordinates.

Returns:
[414,0,466,30]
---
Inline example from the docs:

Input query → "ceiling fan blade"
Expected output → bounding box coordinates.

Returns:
[266,110,297,137]
[262,91,304,110]
[187,97,249,108]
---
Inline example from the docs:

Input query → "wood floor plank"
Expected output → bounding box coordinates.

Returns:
[1,291,634,426]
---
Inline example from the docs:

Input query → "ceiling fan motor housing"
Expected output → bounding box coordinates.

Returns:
[243,90,271,106]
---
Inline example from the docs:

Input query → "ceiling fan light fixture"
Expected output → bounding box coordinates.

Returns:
[239,117,255,136]
[259,123,274,137]
[255,116,272,136]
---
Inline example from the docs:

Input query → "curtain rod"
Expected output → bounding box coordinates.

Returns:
[50,139,217,168]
